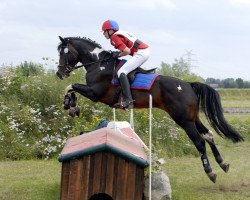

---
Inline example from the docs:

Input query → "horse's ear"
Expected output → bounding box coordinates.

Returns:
[59,36,66,43]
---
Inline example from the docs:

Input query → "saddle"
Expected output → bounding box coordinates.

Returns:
[111,59,159,108]
[113,59,158,86]
[128,67,156,83]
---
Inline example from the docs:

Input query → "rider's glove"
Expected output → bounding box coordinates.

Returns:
[112,51,120,58]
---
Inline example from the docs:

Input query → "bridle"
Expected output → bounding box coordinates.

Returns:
[58,43,113,74]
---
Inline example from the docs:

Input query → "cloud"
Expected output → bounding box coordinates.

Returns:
[146,0,176,9]
[229,0,250,6]
[0,0,249,79]
[102,0,176,10]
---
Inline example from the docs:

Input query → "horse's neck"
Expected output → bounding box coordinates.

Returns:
[83,50,116,85]
[73,40,116,83]
[85,49,114,72]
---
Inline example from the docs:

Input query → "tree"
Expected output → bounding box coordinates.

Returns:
[205,78,220,85]
[221,78,237,88]
[236,78,244,88]
[16,61,44,77]
[157,57,203,82]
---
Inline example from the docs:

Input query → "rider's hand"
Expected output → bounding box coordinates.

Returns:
[112,51,120,58]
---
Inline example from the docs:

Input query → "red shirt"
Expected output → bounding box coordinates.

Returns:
[110,32,148,55]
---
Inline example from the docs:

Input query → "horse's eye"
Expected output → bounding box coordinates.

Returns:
[64,48,69,54]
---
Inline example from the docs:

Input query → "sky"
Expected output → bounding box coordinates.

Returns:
[0,0,250,80]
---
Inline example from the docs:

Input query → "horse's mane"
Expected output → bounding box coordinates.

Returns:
[57,37,102,51]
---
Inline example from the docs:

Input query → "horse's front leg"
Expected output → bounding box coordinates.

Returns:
[71,83,99,102]
[63,85,80,117]
[63,84,99,117]
[64,85,77,109]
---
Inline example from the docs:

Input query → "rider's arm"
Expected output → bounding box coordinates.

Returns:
[119,47,131,57]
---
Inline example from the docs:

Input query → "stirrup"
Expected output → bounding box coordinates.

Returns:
[121,99,134,109]
[113,100,134,109]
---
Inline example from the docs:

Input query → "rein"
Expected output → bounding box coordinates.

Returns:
[60,43,113,72]
[75,51,114,70]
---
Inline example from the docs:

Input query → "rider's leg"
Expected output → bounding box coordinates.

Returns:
[117,49,150,77]
[117,49,149,108]
[119,72,134,108]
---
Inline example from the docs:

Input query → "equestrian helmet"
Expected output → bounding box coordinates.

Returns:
[102,20,119,31]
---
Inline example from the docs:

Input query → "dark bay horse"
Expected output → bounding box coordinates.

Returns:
[56,36,244,183]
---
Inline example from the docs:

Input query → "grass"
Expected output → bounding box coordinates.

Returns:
[221,100,250,108]
[0,160,61,200]
[164,112,250,200]
[1,133,249,200]
[164,138,250,200]
[218,89,250,108]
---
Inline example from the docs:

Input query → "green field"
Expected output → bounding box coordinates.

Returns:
[1,137,249,200]
[218,89,250,108]
[0,160,60,200]
[165,131,250,200]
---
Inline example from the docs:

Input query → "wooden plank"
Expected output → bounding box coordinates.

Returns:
[134,166,144,200]
[125,162,136,200]
[92,152,103,194]
[86,154,95,199]
[115,157,126,200]
[100,152,108,193]
[67,159,79,200]
[123,160,129,198]
[80,156,91,200]
[105,153,115,197]
[60,162,70,200]
[74,159,83,200]
[112,155,119,198]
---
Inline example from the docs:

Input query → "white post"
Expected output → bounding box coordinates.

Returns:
[113,108,117,130]
[149,94,152,200]
[130,108,134,131]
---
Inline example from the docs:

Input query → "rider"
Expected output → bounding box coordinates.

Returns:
[102,19,150,108]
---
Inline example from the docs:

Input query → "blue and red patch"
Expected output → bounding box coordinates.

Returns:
[112,60,159,90]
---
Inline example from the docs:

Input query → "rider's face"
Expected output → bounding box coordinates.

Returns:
[103,30,114,39]
[103,30,110,39]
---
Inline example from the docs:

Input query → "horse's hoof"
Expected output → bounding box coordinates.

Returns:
[68,107,76,117]
[207,172,217,183]
[220,163,229,173]
[70,93,77,107]
[70,102,77,107]
[75,107,80,117]
[63,95,71,110]
[64,104,70,110]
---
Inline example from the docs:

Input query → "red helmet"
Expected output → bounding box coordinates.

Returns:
[102,20,119,31]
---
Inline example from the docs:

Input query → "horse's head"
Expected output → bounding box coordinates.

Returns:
[57,36,111,80]
[56,36,81,79]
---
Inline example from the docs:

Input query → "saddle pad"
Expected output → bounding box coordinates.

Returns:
[112,72,159,90]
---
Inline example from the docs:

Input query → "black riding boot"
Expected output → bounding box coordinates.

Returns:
[119,73,134,108]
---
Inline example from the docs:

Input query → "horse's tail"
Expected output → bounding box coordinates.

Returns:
[190,82,244,143]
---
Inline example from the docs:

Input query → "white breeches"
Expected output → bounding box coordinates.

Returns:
[117,48,150,77]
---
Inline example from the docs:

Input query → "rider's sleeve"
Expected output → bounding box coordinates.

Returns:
[111,35,126,51]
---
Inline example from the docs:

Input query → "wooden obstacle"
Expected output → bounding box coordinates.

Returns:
[58,122,149,200]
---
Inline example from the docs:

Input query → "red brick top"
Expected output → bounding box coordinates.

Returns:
[58,127,149,167]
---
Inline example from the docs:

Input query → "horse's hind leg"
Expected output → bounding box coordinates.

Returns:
[195,119,229,173]
[176,120,217,183]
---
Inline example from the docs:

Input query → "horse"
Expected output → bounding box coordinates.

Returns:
[56,36,244,183]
